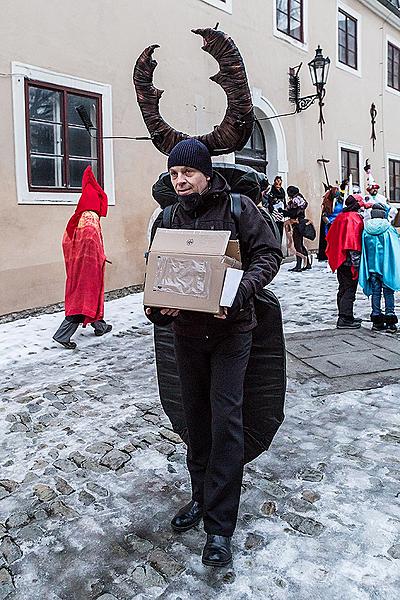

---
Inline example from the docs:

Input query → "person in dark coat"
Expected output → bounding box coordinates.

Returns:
[263,176,286,240]
[284,186,311,272]
[326,194,364,329]
[145,139,282,567]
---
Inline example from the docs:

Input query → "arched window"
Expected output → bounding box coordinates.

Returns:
[235,121,267,173]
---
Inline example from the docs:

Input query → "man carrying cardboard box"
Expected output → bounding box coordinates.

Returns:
[145,138,282,566]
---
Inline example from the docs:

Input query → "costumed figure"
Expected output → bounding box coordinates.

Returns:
[318,186,342,260]
[262,175,286,240]
[359,204,400,333]
[326,194,365,329]
[364,162,398,223]
[284,186,311,272]
[134,28,285,567]
[53,167,112,349]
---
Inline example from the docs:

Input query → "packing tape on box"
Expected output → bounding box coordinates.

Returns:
[153,256,212,298]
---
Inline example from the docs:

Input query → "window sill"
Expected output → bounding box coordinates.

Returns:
[199,0,232,13]
[273,28,308,52]
[336,59,362,78]
[386,83,400,97]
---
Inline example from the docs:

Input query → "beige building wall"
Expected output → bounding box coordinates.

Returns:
[1,0,400,315]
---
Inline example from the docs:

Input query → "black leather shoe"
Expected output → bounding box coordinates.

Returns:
[202,534,232,567]
[171,500,202,532]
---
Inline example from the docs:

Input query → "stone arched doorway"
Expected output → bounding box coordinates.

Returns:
[250,89,288,186]
[235,120,267,173]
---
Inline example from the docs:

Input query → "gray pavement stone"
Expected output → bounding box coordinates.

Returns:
[388,544,400,559]
[33,484,57,502]
[281,512,326,537]
[55,477,75,496]
[53,459,77,473]
[301,490,321,503]
[124,533,153,556]
[148,548,184,578]
[0,537,22,564]
[0,567,15,600]
[5,513,29,530]
[100,450,130,470]
[0,482,18,494]
[85,442,113,455]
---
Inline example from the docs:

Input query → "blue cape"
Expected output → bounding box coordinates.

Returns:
[359,219,400,295]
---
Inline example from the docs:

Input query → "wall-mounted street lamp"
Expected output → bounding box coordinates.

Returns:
[257,46,330,139]
[289,46,331,138]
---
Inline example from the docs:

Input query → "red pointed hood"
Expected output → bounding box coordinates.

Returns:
[66,167,108,238]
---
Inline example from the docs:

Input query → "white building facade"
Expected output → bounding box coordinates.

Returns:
[1,0,400,315]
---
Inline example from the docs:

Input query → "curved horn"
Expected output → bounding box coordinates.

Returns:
[133,29,254,156]
[192,28,254,155]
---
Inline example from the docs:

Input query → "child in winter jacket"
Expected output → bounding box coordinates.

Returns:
[359,204,400,333]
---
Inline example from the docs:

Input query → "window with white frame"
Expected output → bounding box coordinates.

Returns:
[338,8,358,70]
[341,147,360,184]
[12,62,114,205]
[389,158,400,202]
[276,0,304,42]
[388,41,400,91]
[26,81,103,191]
[199,0,232,13]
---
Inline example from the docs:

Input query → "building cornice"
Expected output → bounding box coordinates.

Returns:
[358,0,400,28]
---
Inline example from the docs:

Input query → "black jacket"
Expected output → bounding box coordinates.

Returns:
[147,172,282,337]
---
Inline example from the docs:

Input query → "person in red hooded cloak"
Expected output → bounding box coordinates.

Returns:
[326,194,365,330]
[53,167,112,349]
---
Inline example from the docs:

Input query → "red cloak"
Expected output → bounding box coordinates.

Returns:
[326,211,363,275]
[63,167,108,326]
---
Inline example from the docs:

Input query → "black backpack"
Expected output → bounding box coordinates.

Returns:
[297,217,316,241]
[161,193,281,243]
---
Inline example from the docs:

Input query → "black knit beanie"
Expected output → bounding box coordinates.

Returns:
[167,139,213,178]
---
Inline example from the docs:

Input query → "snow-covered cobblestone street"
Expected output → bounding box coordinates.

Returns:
[0,263,399,600]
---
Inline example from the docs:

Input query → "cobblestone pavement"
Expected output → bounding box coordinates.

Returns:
[0,264,399,599]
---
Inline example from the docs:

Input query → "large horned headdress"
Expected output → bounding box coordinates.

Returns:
[133,28,254,156]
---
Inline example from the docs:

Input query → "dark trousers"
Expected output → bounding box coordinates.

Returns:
[337,265,358,319]
[293,225,309,260]
[53,315,109,343]
[174,331,252,537]
[276,220,284,241]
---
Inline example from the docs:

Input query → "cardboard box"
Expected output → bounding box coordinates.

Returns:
[144,229,242,313]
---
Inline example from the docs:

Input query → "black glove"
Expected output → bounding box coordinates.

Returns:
[226,284,248,321]
[144,307,176,327]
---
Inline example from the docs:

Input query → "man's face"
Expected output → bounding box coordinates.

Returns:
[275,178,282,189]
[370,188,378,196]
[169,166,210,196]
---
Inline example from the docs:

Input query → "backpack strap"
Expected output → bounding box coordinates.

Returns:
[230,193,242,230]
[162,204,176,229]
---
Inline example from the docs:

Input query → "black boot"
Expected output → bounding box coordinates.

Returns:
[288,257,303,272]
[202,534,232,567]
[302,256,312,271]
[385,314,398,333]
[371,315,386,332]
[337,317,361,329]
[171,500,202,532]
